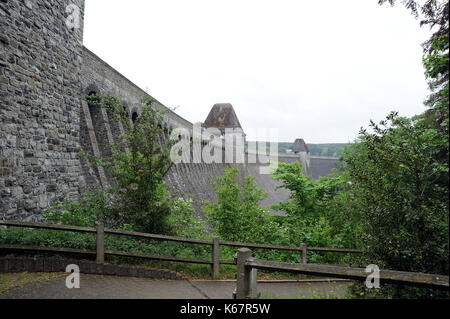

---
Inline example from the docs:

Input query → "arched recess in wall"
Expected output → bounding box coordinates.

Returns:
[84,84,101,115]
[122,102,130,119]
[80,83,104,187]
[131,107,139,123]
[85,84,102,126]
[84,83,100,97]
[84,84,112,157]
[85,84,101,126]
[107,101,129,147]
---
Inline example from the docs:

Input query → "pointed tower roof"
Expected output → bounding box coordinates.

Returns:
[292,138,309,153]
[203,103,243,132]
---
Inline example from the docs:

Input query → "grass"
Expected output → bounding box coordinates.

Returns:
[261,284,349,299]
[0,272,66,296]
[261,291,341,299]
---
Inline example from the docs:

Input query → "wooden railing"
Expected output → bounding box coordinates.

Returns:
[0,220,362,279]
[234,248,449,299]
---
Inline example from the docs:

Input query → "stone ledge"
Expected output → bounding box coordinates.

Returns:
[0,257,184,280]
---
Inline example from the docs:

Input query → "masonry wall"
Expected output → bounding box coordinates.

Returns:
[79,46,197,190]
[164,161,292,215]
[309,156,339,180]
[78,46,293,214]
[81,47,193,130]
[0,1,336,222]
[0,0,85,221]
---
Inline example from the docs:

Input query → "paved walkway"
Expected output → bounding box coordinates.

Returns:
[0,274,350,299]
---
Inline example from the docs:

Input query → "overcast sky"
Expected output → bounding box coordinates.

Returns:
[83,0,432,143]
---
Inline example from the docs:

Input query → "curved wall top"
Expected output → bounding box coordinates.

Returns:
[81,47,193,132]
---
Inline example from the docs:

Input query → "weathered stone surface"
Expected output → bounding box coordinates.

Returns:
[0,0,85,221]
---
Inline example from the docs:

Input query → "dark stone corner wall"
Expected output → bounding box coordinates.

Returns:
[0,0,86,221]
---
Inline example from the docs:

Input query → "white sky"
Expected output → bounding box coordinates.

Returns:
[83,0,432,143]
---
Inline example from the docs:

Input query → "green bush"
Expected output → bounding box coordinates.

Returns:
[201,165,362,265]
[270,162,363,264]
[168,198,208,239]
[343,112,449,298]
[202,167,280,244]
[84,94,175,235]
[43,190,110,228]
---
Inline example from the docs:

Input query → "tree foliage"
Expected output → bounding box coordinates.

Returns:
[271,162,364,254]
[84,94,176,234]
[343,112,449,298]
[202,165,362,264]
[202,167,279,244]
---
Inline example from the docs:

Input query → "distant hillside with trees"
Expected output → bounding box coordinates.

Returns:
[306,144,351,157]
[252,142,351,157]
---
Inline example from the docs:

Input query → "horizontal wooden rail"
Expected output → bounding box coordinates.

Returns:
[246,259,449,290]
[0,220,362,253]
[0,244,238,267]
[0,244,220,266]
[0,220,96,234]
[104,228,212,246]
[0,220,211,246]
[220,240,363,253]
[307,247,363,253]
[219,240,303,251]
[0,245,96,256]
[234,248,449,299]
[1,220,364,279]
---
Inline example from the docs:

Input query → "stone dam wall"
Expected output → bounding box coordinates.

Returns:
[79,46,296,214]
[0,1,338,221]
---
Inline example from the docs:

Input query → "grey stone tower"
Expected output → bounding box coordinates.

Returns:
[292,138,311,176]
[203,103,244,135]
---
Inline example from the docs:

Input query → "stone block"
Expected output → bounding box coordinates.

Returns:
[43,257,56,272]
[116,265,131,277]
[89,262,103,275]
[0,258,8,273]
[32,258,45,272]
[22,258,36,272]
[127,267,138,278]
[136,268,147,278]
[103,264,117,276]
[8,258,25,273]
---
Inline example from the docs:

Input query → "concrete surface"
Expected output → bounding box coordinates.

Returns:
[0,274,351,299]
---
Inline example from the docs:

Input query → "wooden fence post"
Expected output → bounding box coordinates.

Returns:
[300,243,307,264]
[299,243,307,280]
[236,248,252,299]
[248,263,258,299]
[212,237,220,279]
[96,221,104,264]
